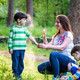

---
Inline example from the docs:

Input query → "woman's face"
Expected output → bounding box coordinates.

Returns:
[55,19,63,30]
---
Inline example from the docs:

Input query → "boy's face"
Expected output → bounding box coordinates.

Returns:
[18,18,27,26]
[72,51,80,61]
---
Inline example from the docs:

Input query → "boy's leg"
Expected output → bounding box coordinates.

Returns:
[18,50,25,76]
[11,50,20,77]
[38,61,54,74]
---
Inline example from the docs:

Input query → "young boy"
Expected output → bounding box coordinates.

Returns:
[8,12,38,80]
[61,44,80,80]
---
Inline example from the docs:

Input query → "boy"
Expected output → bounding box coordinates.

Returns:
[61,44,80,80]
[8,12,38,80]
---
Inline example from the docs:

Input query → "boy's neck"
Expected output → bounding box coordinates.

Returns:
[17,23,22,27]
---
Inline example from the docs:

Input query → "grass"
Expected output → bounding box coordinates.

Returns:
[0,43,8,51]
[0,51,53,80]
[26,42,53,56]
[0,24,10,36]
[0,54,13,80]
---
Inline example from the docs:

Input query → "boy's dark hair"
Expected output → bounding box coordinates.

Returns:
[71,44,80,55]
[14,12,27,21]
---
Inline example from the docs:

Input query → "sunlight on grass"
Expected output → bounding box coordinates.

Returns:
[22,58,53,80]
[0,54,13,80]
[0,51,53,80]
[26,42,53,57]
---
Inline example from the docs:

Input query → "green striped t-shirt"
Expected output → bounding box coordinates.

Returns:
[8,25,31,50]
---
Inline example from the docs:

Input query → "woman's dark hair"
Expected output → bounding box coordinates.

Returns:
[54,15,73,37]
[14,12,27,21]
[71,44,80,55]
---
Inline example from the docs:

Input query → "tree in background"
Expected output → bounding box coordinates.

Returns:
[7,0,14,27]
[26,0,33,27]
[26,0,33,17]
[68,0,80,44]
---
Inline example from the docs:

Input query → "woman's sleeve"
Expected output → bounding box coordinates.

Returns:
[66,31,73,40]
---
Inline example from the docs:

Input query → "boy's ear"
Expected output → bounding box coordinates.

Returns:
[17,19,20,22]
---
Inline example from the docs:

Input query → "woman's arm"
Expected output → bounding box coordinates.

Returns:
[38,37,71,51]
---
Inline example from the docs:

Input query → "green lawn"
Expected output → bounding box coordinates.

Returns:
[0,51,53,80]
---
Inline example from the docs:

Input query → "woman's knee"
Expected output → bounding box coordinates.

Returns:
[37,65,44,74]
[50,51,58,58]
[37,65,41,73]
[38,62,50,74]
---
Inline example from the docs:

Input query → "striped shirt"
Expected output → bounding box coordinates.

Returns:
[8,25,31,50]
[72,64,80,80]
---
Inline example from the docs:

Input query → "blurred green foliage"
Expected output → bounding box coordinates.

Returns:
[0,0,70,27]
[33,0,70,27]
[0,0,7,6]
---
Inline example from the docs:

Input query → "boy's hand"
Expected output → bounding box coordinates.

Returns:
[9,49,13,54]
[37,43,47,49]
[36,43,38,46]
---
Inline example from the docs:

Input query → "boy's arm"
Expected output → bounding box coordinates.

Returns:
[8,28,13,54]
[70,64,80,80]
[25,28,38,45]
[29,36,38,45]
[72,69,80,79]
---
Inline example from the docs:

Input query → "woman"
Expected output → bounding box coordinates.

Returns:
[37,15,76,80]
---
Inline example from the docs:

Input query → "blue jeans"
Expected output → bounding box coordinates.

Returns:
[38,51,76,78]
[11,50,25,77]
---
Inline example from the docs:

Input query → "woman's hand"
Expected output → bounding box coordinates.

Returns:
[41,28,48,44]
[37,43,47,49]
[41,28,47,37]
